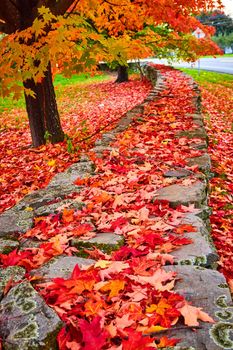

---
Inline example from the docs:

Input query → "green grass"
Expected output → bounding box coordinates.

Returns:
[180,68,233,88]
[219,53,233,57]
[0,73,110,114]
[54,72,110,87]
[0,95,26,113]
[201,53,233,58]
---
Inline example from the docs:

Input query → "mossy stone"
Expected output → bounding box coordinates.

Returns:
[0,281,62,350]
[0,266,25,300]
[176,128,207,140]
[0,209,33,238]
[72,232,125,255]
[155,181,207,208]
[163,266,232,349]
[30,255,95,280]
[0,238,19,254]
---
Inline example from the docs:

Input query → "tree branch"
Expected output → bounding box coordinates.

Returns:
[64,0,80,18]
[46,0,77,16]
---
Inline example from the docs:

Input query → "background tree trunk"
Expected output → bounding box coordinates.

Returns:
[115,65,129,83]
[23,62,64,147]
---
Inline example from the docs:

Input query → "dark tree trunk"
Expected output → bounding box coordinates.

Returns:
[115,65,129,83]
[23,62,64,147]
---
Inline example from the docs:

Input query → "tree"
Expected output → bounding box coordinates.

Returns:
[75,0,223,82]
[197,10,233,37]
[0,1,76,147]
[0,0,223,146]
[212,32,233,52]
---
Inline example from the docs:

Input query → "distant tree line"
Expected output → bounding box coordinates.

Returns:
[197,11,233,52]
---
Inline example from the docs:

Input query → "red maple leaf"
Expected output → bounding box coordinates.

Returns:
[0,249,31,267]
[122,330,155,349]
[79,316,109,350]
[112,246,149,261]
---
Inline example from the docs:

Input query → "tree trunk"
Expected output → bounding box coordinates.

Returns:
[23,62,64,147]
[115,65,129,83]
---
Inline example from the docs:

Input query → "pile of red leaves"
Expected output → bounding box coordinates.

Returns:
[201,82,233,291]
[0,78,151,213]
[0,67,216,349]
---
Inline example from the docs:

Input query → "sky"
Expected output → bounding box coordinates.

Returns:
[221,0,233,16]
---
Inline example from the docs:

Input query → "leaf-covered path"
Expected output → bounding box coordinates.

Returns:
[0,66,232,350]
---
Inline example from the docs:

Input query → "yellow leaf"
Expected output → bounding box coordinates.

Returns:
[94,260,111,269]
[146,299,171,315]
[143,326,167,334]
[25,206,33,212]
[47,159,56,167]
[161,139,172,145]
[34,165,41,171]
[100,280,125,298]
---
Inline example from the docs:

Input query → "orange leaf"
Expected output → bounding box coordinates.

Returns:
[62,208,74,223]
[178,302,215,326]
[157,336,180,348]
[100,280,125,298]
[176,224,197,234]
[84,299,106,316]
[146,298,171,315]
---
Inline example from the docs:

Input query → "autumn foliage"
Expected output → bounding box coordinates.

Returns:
[0,0,223,146]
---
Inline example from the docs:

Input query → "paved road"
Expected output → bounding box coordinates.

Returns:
[142,57,233,75]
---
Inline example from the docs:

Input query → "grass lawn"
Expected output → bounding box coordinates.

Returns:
[180,68,233,88]
[0,72,111,114]
[201,53,233,58]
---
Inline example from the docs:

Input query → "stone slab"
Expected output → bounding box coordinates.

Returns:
[163,168,193,179]
[91,146,114,157]
[0,281,62,349]
[127,105,144,116]
[0,209,34,239]
[102,132,117,143]
[170,213,218,268]
[34,199,85,216]
[114,115,134,132]
[30,255,95,280]
[15,185,81,212]
[47,161,94,189]
[186,113,203,121]
[95,133,116,147]
[189,140,208,150]
[176,128,207,140]
[47,172,83,188]
[180,213,209,235]
[193,119,204,127]
[155,181,207,208]
[0,266,25,300]
[173,230,218,268]
[0,238,19,254]
[65,161,94,176]
[187,153,211,172]
[72,232,125,254]
[162,266,233,350]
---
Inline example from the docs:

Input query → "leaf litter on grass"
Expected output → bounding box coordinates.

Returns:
[0,77,151,213]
